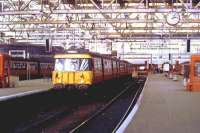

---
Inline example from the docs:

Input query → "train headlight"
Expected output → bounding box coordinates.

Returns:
[80,74,85,83]
[56,73,62,82]
[58,78,62,83]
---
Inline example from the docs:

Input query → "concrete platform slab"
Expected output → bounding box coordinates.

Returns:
[125,74,200,133]
[0,79,52,101]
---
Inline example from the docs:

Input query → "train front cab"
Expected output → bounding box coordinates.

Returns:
[52,54,93,90]
[0,54,10,88]
[187,55,200,91]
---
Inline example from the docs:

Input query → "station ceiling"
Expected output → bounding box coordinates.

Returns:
[0,0,200,44]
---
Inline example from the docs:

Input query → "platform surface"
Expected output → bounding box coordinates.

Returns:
[125,74,200,133]
[0,79,52,101]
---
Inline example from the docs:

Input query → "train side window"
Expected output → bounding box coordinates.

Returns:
[93,58,97,70]
[194,62,200,77]
[55,59,65,71]
[93,58,100,71]
[113,61,116,71]
[97,58,102,71]
[108,60,112,69]
[120,63,125,72]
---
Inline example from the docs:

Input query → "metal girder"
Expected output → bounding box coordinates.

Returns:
[1,19,200,26]
[195,1,200,8]
[2,26,200,32]
[0,8,200,15]
[1,0,200,43]
[112,35,200,40]
[52,8,200,13]
[89,0,123,37]
[4,34,200,40]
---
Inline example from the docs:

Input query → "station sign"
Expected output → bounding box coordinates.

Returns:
[120,53,152,59]
[9,50,26,58]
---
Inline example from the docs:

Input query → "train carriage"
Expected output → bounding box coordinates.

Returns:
[9,56,54,80]
[0,53,55,88]
[0,43,64,88]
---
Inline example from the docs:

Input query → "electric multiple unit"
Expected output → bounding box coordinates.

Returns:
[52,51,134,90]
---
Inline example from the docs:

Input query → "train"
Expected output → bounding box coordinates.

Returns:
[133,64,149,77]
[0,53,55,87]
[52,50,134,90]
[0,43,65,88]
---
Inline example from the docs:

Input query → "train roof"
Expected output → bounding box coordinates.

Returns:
[55,49,101,57]
[54,50,133,65]
[55,49,120,59]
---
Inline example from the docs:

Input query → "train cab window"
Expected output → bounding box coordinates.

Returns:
[55,58,91,72]
[194,62,200,77]
[55,59,65,71]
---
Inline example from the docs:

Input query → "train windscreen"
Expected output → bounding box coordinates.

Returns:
[54,58,90,71]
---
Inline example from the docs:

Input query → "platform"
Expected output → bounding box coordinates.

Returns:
[125,74,200,133]
[0,79,52,101]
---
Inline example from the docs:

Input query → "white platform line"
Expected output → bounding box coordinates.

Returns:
[0,89,49,101]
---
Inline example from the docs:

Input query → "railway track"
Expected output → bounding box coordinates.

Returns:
[68,77,146,133]
[19,78,132,133]
[0,77,145,133]
[113,77,146,132]
[68,82,135,133]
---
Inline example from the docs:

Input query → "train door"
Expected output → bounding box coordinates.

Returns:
[26,62,31,80]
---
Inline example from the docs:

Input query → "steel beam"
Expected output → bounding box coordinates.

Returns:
[4,35,200,40]
[195,1,200,8]
[1,19,200,25]
[46,8,200,14]
[0,8,200,15]
[2,26,200,32]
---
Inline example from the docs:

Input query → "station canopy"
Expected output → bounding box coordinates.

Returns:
[0,0,200,64]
